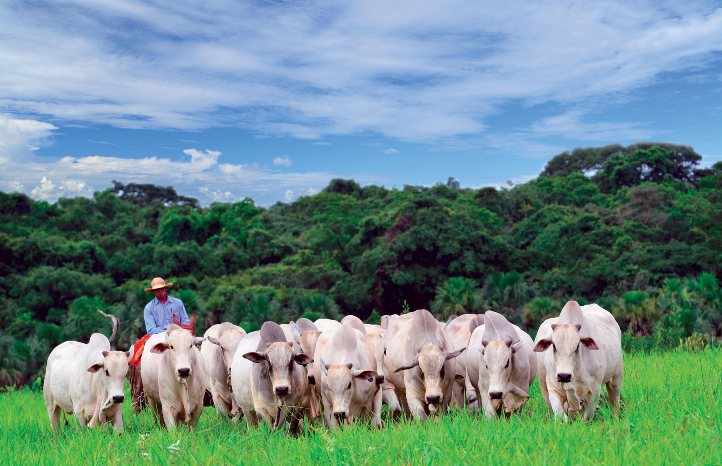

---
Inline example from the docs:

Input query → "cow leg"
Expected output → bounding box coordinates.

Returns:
[406,396,428,423]
[112,407,124,433]
[162,404,178,430]
[242,407,258,430]
[606,376,623,415]
[211,385,229,417]
[538,376,551,415]
[452,383,464,409]
[548,387,567,421]
[372,389,383,429]
[465,376,478,413]
[479,392,495,420]
[189,404,203,430]
[48,404,62,432]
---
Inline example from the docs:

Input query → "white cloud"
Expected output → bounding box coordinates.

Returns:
[0,2,720,142]
[383,148,399,154]
[273,156,292,167]
[283,190,294,202]
[313,142,330,146]
[307,187,318,195]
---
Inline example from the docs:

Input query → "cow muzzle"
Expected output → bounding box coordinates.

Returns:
[178,367,191,378]
[426,394,441,404]
[557,372,572,383]
[333,411,347,420]
[375,375,385,385]
[112,395,125,404]
[489,391,503,400]
[275,385,289,396]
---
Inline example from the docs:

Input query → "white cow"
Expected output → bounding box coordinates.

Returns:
[443,314,484,410]
[142,325,206,430]
[44,311,129,432]
[233,322,313,432]
[385,309,465,422]
[466,311,536,419]
[313,325,379,429]
[533,301,623,421]
[314,318,342,333]
[202,322,246,418]
[364,332,402,417]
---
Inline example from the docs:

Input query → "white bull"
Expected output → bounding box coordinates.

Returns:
[466,311,536,419]
[533,301,623,421]
[443,314,484,410]
[142,325,206,430]
[44,311,128,432]
[202,322,246,418]
[385,309,465,422]
[313,325,379,429]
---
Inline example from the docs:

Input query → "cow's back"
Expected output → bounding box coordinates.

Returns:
[141,333,167,402]
[582,304,622,384]
[45,342,85,412]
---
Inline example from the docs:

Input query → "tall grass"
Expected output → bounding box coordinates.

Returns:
[1,350,719,465]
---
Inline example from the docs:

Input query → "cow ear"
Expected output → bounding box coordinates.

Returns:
[102,351,109,357]
[345,363,353,370]
[574,324,581,332]
[551,324,558,331]
[394,356,419,373]
[294,353,313,366]
[533,339,552,352]
[173,314,181,326]
[243,352,267,364]
[150,342,169,354]
[320,357,329,376]
[87,364,103,373]
[446,347,466,360]
[511,340,524,354]
[353,370,376,381]
[124,351,131,358]
[193,337,204,346]
[207,336,221,346]
[581,338,599,350]
[188,314,196,329]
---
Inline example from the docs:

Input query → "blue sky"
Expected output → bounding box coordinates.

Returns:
[1,0,722,206]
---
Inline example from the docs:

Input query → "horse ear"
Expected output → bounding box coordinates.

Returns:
[188,314,196,329]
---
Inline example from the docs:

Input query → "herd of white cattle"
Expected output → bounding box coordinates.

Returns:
[43,301,623,433]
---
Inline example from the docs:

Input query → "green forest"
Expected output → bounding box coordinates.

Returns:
[1,142,721,387]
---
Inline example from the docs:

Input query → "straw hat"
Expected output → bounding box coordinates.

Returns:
[144,277,173,293]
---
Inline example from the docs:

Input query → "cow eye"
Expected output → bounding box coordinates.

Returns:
[552,344,556,352]
[170,345,174,350]
[440,367,445,378]
[505,360,509,368]
[419,370,425,380]
[105,369,109,376]
[346,382,352,390]
[575,343,580,352]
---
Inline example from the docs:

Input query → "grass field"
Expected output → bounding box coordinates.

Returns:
[1,350,720,465]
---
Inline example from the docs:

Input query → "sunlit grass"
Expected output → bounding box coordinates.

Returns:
[1,350,719,465]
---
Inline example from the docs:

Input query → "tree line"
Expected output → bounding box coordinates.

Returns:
[1,142,721,386]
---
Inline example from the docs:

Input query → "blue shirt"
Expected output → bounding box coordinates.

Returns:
[144,296,190,335]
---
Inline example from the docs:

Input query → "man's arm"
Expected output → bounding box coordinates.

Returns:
[177,300,190,326]
[144,302,162,335]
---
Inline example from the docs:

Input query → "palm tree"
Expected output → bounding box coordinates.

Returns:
[481,271,534,322]
[522,297,561,331]
[614,291,659,336]
[431,277,482,319]
[0,332,24,387]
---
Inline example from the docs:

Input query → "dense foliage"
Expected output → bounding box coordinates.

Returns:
[1,142,722,385]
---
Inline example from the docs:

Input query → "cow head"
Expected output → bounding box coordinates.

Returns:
[243,342,313,398]
[478,339,526,400]
[394,345,465,410]
[88,350,131,406]
[207,328,245,387]
[319,357,376,426]
[150,327,204,382]
[533,323,599,384]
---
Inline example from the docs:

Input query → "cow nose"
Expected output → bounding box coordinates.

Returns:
[557,373,572,383]
[333,411,346,420]
[376,375,385,385]
[112,395,125,404]
[489,391,503,400]
[307,375,316,385]
[426,395,440,404]
[275,386,289,396]
[178,368,191,377]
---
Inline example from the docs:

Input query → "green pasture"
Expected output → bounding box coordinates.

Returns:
[1,350,720,465]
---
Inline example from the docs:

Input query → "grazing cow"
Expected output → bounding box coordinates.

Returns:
[142,325,206,430]
[444,314,484,410]
[466,311,536,419]
[364,332,402,417]
[385,309,465,422]
[533,302,623,421]
[44,311,129,432]
[202,323,246,418]
[238,322,313,432]
[313,325,379,429]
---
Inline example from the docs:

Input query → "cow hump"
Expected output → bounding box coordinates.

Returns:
[410,309,443,347]
[481,311,519,343]
[258,321,288,351]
